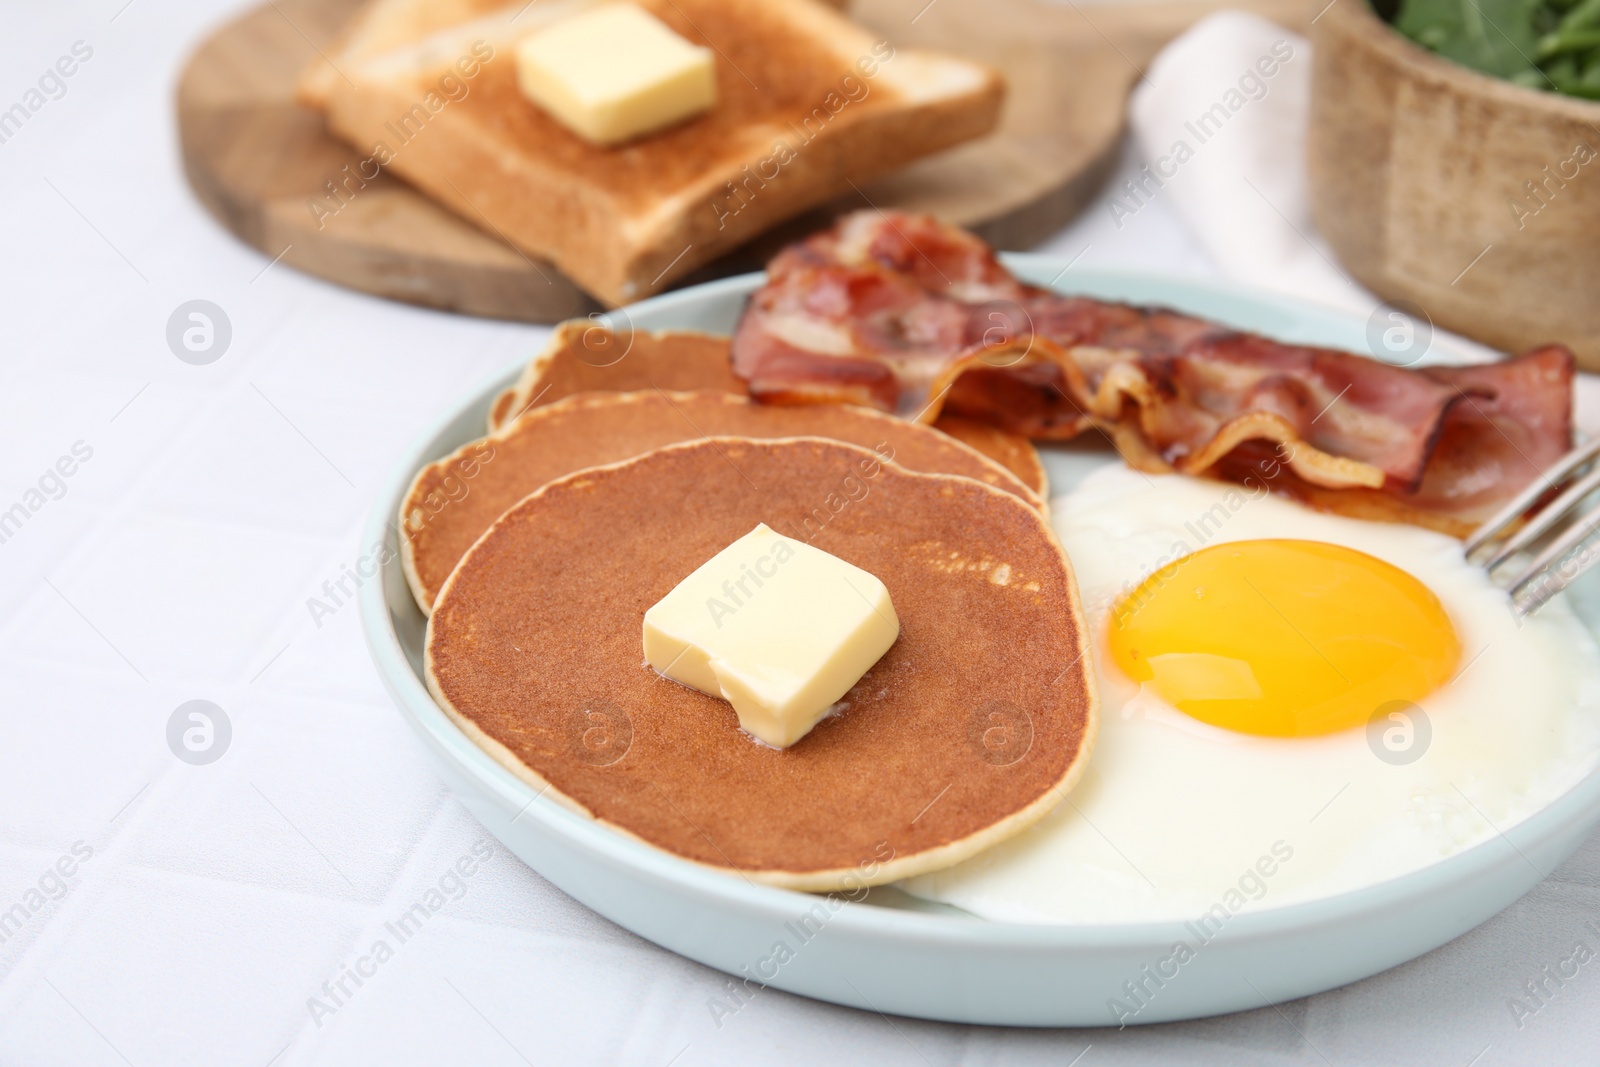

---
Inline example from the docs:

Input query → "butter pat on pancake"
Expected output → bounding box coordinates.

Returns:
[644,523,900,748]
[403,390,1042,614]
[425,437,1097,890]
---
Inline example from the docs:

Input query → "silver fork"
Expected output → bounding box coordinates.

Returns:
[1465,437,1600,616]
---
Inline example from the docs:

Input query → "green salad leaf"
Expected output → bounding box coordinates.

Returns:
[1392,0,1600,98]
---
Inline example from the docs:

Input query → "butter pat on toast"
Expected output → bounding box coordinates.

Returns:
[298,0,1003,305]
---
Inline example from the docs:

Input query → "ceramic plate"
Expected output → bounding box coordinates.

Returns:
[360,260,1600,1025]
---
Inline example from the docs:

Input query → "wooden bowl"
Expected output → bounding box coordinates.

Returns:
[1309,0,1600,368]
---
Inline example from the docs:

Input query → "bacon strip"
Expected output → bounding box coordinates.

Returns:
[731,210,1575,531]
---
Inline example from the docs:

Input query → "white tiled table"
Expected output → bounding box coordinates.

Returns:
[2,2,1597,1064]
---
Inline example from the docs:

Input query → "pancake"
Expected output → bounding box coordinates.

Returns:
[933,414,1049,498]
[425,437,1097,890]
[487,324,1048,497]
[403,390,1043,614]
[488,323,744,433]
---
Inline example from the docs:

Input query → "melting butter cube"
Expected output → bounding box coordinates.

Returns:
[514,2,717,146]
[643,524,899,748]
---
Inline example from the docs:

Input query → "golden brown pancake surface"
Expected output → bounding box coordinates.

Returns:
[488,326,1048,496]
[489,324,744,432]
[933,414,1049,498]
[425,437,1096,890]
[404,390,1041,613]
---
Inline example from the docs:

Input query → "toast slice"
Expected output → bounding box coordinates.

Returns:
[298,0,1004,305]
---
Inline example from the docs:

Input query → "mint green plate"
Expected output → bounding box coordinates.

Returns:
[360,260,1600,1025]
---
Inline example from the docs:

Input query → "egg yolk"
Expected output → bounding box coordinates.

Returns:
[1108,539,1459,737]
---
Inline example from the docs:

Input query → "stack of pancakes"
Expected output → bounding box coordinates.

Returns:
[412,324,1098,890]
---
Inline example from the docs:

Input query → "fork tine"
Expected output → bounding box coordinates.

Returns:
[1465,436,1600,559]
[1507,503,1600,616]
[1482,462,1600,574]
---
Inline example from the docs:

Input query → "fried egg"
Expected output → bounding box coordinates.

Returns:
[900,464,1600,923]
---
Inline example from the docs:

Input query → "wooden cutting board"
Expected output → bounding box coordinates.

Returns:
[176,0,1309,322]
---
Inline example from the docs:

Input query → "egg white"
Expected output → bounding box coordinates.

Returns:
[900,465,1600,923]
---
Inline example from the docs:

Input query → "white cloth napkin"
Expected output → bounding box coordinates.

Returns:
[1127,12,1373,312]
